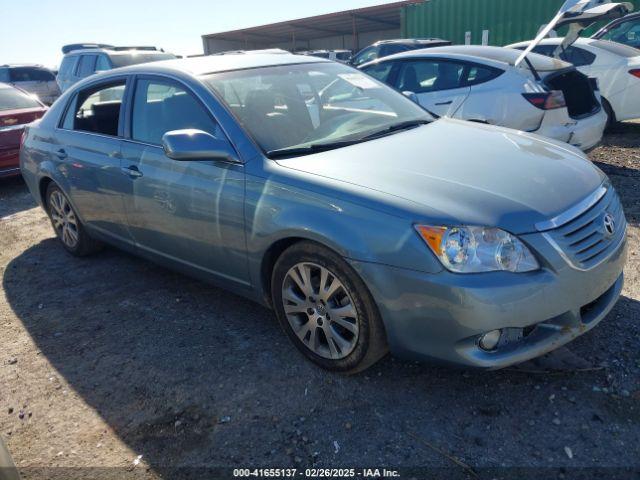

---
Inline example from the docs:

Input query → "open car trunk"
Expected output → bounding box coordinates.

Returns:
[543,68,601,119]
[516,0,634,67]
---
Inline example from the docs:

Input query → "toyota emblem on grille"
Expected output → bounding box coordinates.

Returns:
[603,213,616,237]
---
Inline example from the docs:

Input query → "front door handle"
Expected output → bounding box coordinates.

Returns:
[121,165,143,178]
[435,100,453,106]
[55,149,67,160]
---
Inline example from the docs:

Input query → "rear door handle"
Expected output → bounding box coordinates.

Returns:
[121,165,143,178]
[435,100,453,106]
[55,149,67,160]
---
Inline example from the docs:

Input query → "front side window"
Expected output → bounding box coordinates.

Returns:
[77,55,97,77]
[131,79,220,145]
[62,81,125,136]
[361,62,395,83]
[203,62,430,154]
[396,60,465,93]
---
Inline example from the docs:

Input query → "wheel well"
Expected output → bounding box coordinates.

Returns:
[38,177,53,207]
[260,237,307,307]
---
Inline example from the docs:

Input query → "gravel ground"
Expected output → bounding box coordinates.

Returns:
[1,125,639,480]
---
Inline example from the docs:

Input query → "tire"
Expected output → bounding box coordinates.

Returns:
[602,97,617,131]
[45,182,102,256]
[271,241,388,374]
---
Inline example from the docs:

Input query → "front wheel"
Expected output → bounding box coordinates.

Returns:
[271,241,388,373]
[45,183,102,256]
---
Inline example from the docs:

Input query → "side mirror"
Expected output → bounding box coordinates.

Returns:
[402,91,419,104]
[162,129,238,162]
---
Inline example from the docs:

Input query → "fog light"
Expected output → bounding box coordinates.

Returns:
[479,329,501,351]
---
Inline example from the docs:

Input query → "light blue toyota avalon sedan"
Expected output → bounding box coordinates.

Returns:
[19,51,627,373]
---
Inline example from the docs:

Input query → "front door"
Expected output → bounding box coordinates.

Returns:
[393,59,471,117]
[120,76,249,286]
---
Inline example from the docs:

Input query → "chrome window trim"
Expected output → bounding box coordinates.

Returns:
[535,184,608,232]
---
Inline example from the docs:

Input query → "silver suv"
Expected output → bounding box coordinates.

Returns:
[0,64,60,105]
[56,44,176,92]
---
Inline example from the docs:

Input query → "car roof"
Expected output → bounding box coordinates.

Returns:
[102,51,330,77]
[0,64,46,69]
[64,48,172,57]
[369,45,572,71]
[374,38,450,46]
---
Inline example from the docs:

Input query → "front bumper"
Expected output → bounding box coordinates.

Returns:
[349,230,627,369]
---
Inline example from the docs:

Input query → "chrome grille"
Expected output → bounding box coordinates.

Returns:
[544,187,626,270]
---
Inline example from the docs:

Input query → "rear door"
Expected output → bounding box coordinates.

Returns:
[392,59,470,117]
[54,78,132,243]
[119,75,249,286]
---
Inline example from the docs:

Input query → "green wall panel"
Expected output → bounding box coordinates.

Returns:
[402,0,640,46]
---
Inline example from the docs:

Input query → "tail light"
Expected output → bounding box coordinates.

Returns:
[630,69,640,79]
[522,90,567,110]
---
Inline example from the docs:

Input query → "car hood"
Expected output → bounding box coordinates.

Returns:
[275,118,606,234]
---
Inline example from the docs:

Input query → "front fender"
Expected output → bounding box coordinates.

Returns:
[245,174,443,299]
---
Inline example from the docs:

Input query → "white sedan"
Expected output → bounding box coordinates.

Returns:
[359,46,607,151]
[508,37,640,126]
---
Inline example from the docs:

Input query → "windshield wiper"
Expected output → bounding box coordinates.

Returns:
[360,119,431,141]
[267,140,361,158]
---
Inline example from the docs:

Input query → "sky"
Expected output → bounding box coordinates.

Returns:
[1,0,397,69]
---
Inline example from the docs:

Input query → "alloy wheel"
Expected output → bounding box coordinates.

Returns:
[281,262,359,360]
[49,190,79,249]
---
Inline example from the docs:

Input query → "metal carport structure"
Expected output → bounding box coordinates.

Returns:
[201,1,425,54]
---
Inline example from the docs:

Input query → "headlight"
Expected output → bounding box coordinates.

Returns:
[415,225,539,273]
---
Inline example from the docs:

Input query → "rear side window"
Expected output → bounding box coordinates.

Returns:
[362,62,394,83]
[109,53,176,68]
[131,79,220,145]
[77,55,97,77]
[561,47,596,67]
[396,60,465,93]
[58,56,78,78]
[9,67,55,82]
[600,19,640,49]
[0,87,42,111]
[95,56,111,72]
[379,44,410,58]
[352,47,378,66]
[465,65,503,86]
[62,81,126,136]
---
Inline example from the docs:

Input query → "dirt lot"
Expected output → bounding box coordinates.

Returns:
[1,124,639,480]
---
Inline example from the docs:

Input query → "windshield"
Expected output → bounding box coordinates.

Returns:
[202,62,431,155]
[0,87,41,111]
[110,52,176,68]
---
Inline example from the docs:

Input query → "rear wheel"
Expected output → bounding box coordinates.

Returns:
[46,183,102,256]
[271,241,387,373]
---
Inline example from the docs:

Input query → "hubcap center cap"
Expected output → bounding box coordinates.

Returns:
[315,303,327,316]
